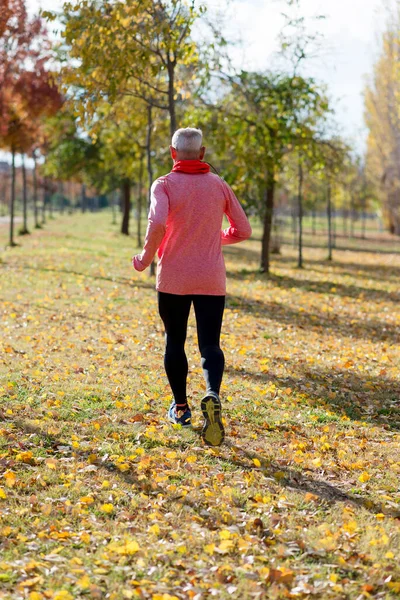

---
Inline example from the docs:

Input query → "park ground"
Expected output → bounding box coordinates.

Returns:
[0,212,399,600]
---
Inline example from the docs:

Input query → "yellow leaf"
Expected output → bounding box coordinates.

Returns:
[219,529,231,540]
[19,576,42,587]
[252,458,261,467]
[100,503,114,514]
[342,520,358,534]
[29,593,43,600]
[4,471,16,488]
[0,488,7,499]
[204,543,215,555]
[110,539,140,555]
[117,463,130,472]
[77,574,91,589]
[359,472,371,483]
[16,451,34,464]
[149,524,160,535]
[79,496,94,505]
[312,457,322,467]
[80,532,91,544]
[218,539,234,553]
[186,455,197,463]
[54,592,74,600]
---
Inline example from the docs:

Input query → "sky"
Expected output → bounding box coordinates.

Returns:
[24,0,384,152]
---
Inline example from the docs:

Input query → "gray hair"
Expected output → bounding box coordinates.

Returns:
[171,127,203,153]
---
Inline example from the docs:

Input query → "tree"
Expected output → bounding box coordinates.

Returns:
[50,0,203,137]
[0,0,62,245]
[364,3,400,235]
[206,70,331,273]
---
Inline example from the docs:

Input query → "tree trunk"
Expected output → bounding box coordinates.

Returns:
[350,195,355,237]
[49,182,54,218]
[342,207,348,237]
[137,151,144,247]
[297,159,304,269]
[33,157,39,228]
[361,196,367,239]
[81,184,87,213]
[59,181,65,214]
[327,182,333,261]
[42,179,46,226]
[20,155,29,235]
[9,148,17,247]
[147,105,155,276]
[332,200,336,248]
[121,178,131,235]
[361,174,367,239]
[312,205,317,236]
[260,177,275,274]
[167,60,177,136]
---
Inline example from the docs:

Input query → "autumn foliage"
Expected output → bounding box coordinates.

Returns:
[0,213,399,598]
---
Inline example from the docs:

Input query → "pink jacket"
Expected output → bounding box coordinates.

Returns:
[132,171,252,295]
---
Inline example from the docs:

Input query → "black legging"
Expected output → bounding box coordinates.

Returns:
[158,292,225,406]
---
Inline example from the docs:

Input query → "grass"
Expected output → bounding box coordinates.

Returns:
[0,211,399,600]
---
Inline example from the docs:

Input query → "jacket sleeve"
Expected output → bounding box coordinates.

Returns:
[132,179,168,271]
[221,181,252,245]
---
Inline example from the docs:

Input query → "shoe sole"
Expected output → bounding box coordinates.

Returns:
[201,396,224,446]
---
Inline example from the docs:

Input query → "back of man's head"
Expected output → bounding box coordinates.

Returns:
[171,128,203,160]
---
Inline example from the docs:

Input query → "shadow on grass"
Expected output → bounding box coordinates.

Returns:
[226,293,400,345]
[226,271,400,305]
[1,263,155,290]
[219,440,400,518]
[274,254,400,282]
[2,414,398,521]
[225,364,400,431]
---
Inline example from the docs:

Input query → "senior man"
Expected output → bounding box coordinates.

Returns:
[132,127,251,446]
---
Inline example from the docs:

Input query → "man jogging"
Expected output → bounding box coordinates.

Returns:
[132,128,251,446]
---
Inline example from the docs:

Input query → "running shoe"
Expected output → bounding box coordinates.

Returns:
[167,402,192,427]
[201,392,225,446]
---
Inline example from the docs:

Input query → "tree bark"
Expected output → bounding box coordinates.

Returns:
[81,183,87,213]
[9,147,17,247]
[49,181,54,218]
[20,155,29,234]
[342,207,348,237]
[297,159,304,269]
[146,105,156,276]
[137,151,144,247]
[332,200,336,248]
[350,195,355,237]
[327,182,333,261]
[41,178,46,225]
[33,157,39,228]
[59,181,65,214]
[361,195,367,239]
[167,60,177,136]
[260,177,275,274]
[121,178,131,235]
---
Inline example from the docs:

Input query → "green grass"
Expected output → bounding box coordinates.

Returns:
[0,211,399,599]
